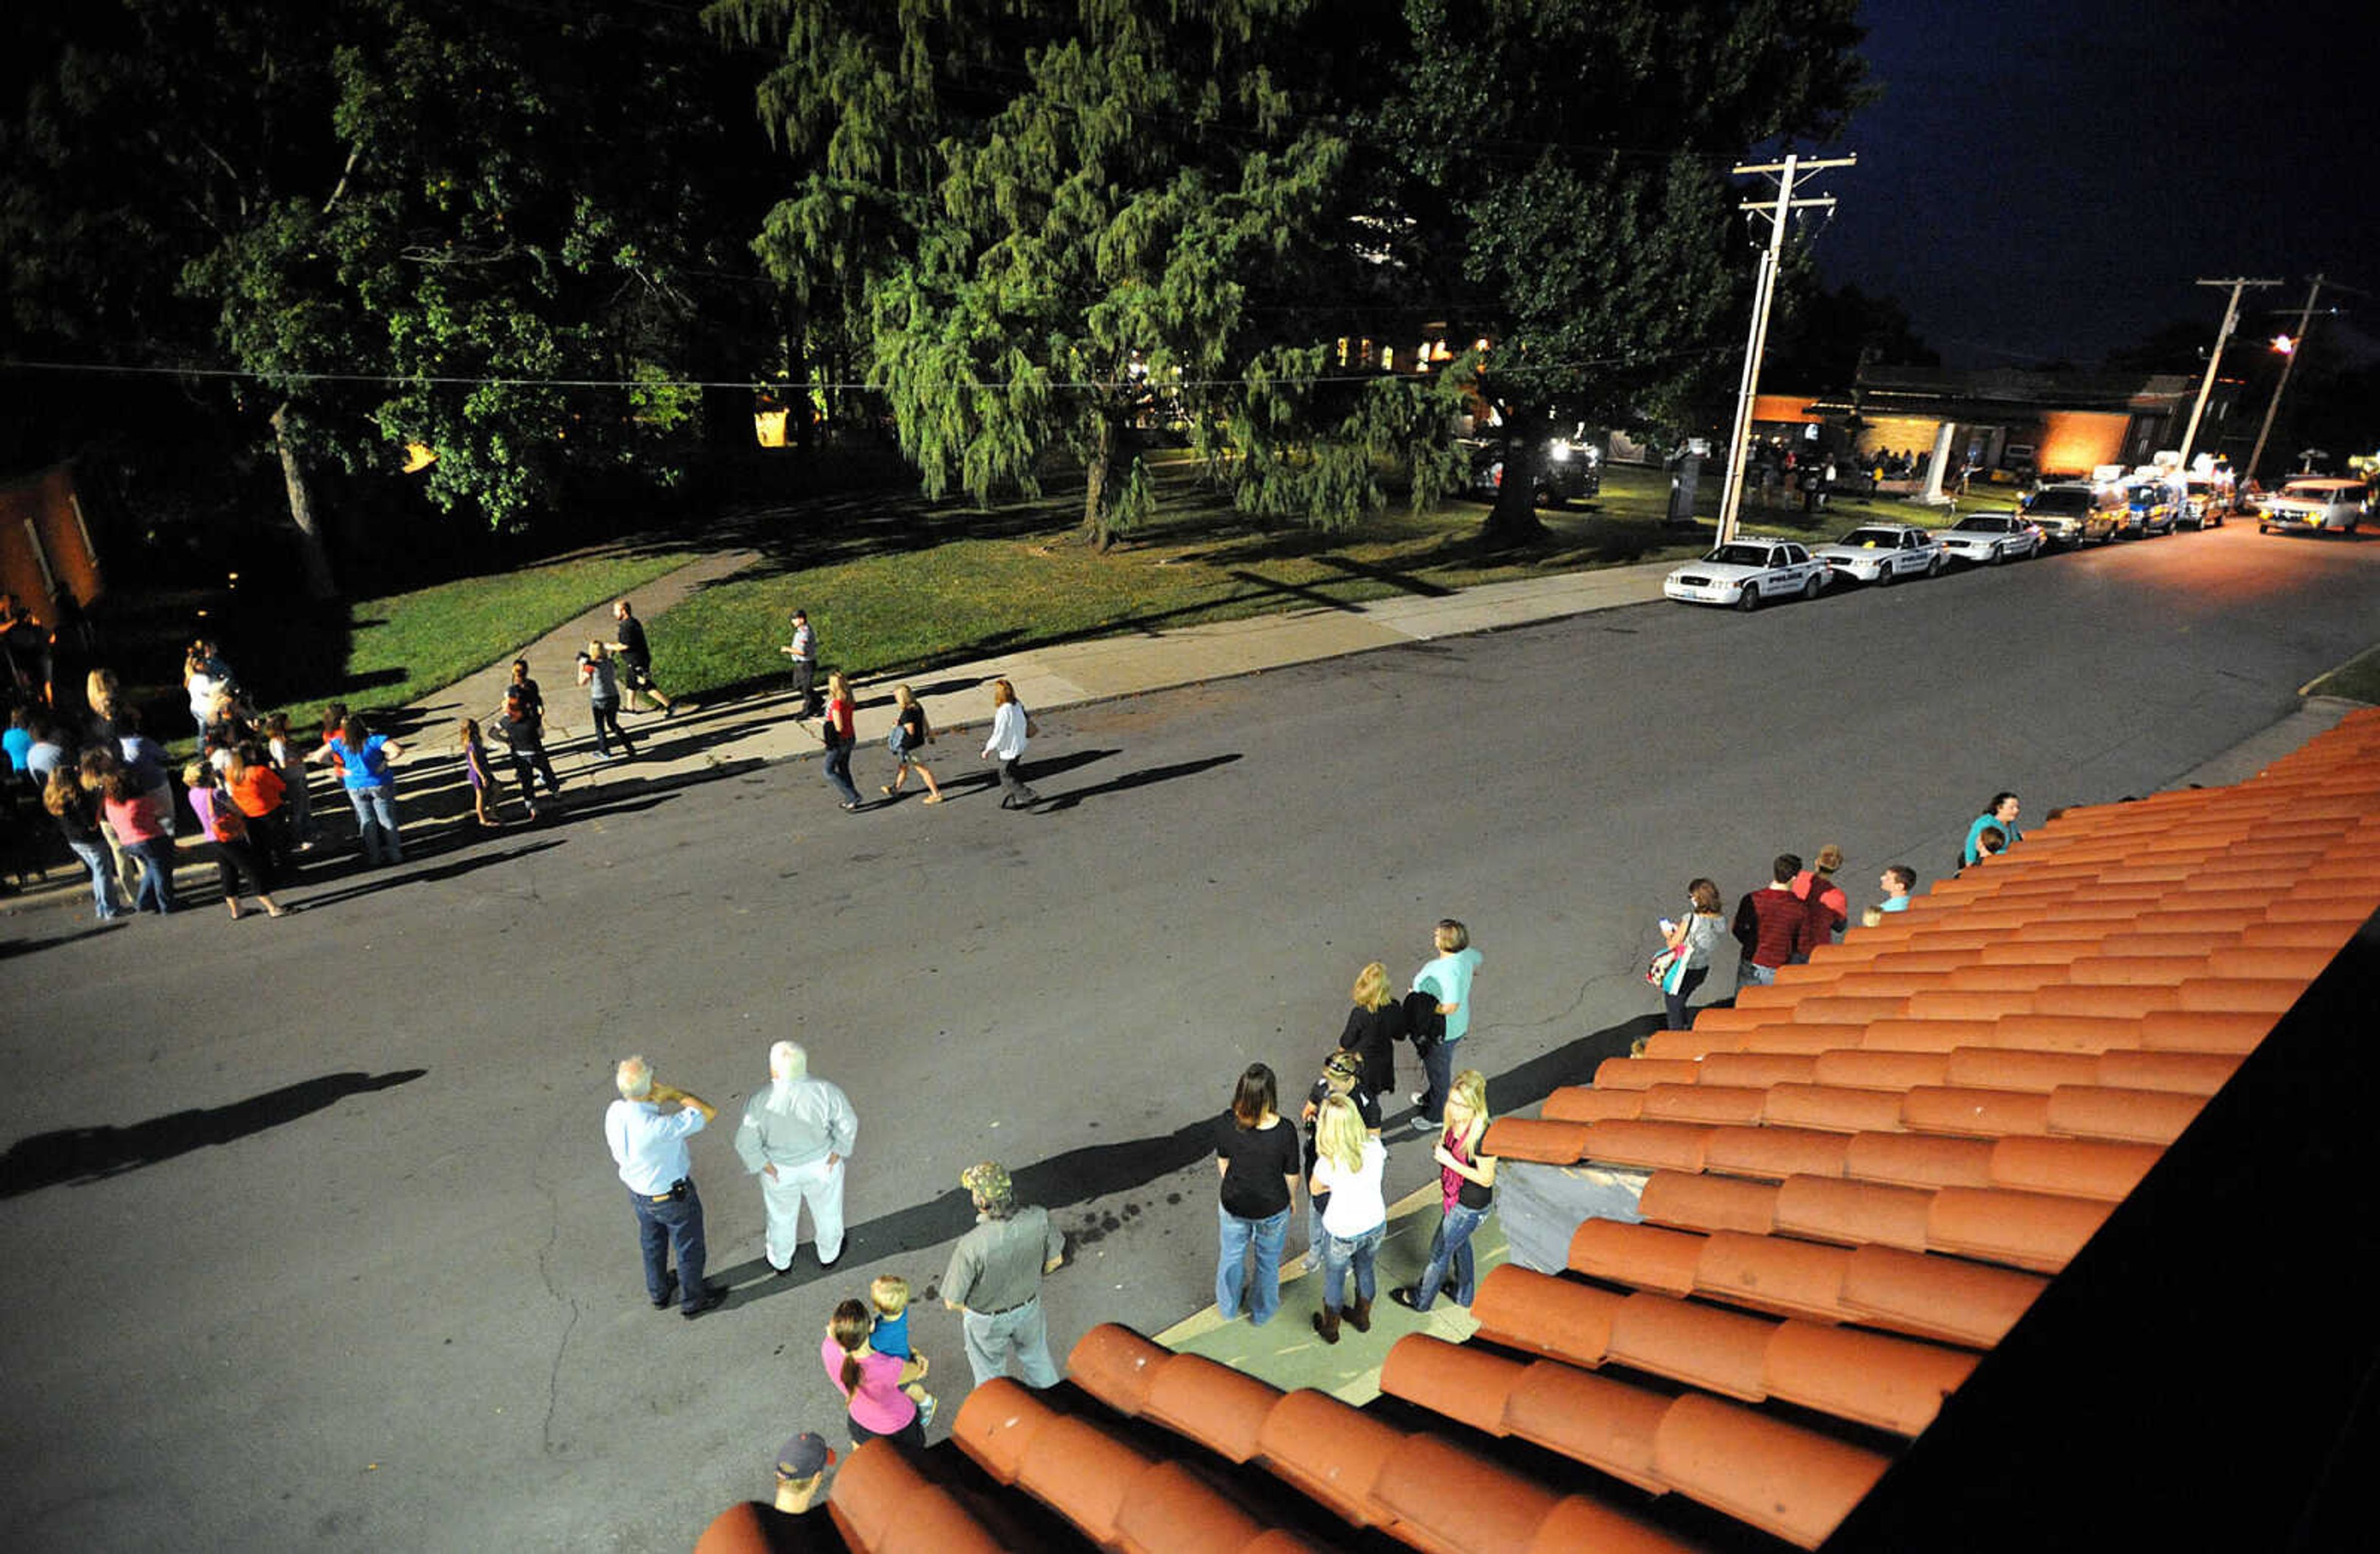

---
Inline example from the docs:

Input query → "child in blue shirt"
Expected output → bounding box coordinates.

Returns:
[870,1274,938,1429]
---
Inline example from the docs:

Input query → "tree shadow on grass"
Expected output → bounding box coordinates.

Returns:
[0,1069,429,1197]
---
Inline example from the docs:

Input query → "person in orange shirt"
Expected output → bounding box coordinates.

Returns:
[222,741,291,884]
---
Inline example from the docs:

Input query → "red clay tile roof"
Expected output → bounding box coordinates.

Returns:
[700,707,2380,1553]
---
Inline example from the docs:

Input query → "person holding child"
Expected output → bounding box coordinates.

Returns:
[867,1275,939,1430]
[822,1299,927,1449]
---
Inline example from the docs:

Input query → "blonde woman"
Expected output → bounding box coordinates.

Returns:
[821,670,861,809]
[1307,1095,1387,1343]
[879,683,945,803]
[980,678,1039,809]
[1391,1068,1497,1312]
[574,640,635,760]
[1337,961,1404,1102]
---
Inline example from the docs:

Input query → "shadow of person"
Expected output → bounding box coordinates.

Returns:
[1034,753,1243,812]
[0,1069,430,1198]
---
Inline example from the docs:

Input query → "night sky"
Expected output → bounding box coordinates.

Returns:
[1814,0,2380,370]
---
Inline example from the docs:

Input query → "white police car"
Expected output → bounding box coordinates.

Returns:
[1812,524,1946,586]
[1664,538,1828,611]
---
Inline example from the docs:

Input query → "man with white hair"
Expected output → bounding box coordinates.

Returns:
[733,1041,859,1274]
[604,1055,725,1319]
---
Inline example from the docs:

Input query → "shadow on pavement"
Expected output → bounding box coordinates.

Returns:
[718,1006,1665,1303]
[0,1069,429,1196]
[1036,753,1243,812]
[291,838,573,913]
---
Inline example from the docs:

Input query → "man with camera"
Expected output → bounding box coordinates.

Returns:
[604,1055,727,1319]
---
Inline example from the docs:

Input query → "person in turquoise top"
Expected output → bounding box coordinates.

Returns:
[1879,864,1915,913]
[1409,919,1483,1130]
[1962,792,2022,867]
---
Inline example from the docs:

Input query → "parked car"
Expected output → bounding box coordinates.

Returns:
[1812,524,1945,586]
[1460,436,1602,506]
[2255,478,2368,536]
[2020,482,2125,547]
[1663,538,1828,610]
[1932,511,2043,566]
[2120,480,2179,537]
[2179,477,2231,529]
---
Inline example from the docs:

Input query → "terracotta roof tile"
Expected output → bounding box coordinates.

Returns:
[1688,1004,1791,1037]
[2206,945,2347,980]
[1691,1230,1855,1323]
[1924,1187,2115,1273]
[1113,1460,1284,1554]
[1698,1051,1821,1089]
[2073,954,2209,987]
[2136,1009,2278,1053]
[1837,1244,2047,1348]
[1522,1498,1704,1554]
[1859,1016,1997,1052]
[1478,1117,1593,1165]
[2129,906,2262,934]
[2175,975,2314,1012]
[1973,939,2100,967]
[1728,1021,1874,1055]
[1810,1050,1952,1091]
[1793,994,1915,1025]
[1700,1123,1853,1182]
[1763,1083,1910,1134]
[2092,931,2242,959]
[1869,949,1991,973]
[1841,1131,1998,1192]
[952,1376,1056,1485]
[1497,1358,1677,1494]
[2030,983,2181,1019]
[1568,1219,1706,1297]
[1591,1056,1703,1091]
[1941,1047,2099,1092]
[1145,1356,1284,1465]
[1638,1030,1726,1060]
[1540,1086,1646,1122]
[1900,1084,2053,1138]
[1827,969,1961,998]
[1988,1013,2143,1052]
[1637,1171,1780,1236]
[1364,1435,1565,1554]
[1067,1322,1168,1416]
[1016,1416,1149,1543]
[2043,1084,2205,1144]
[1470,1265,1624,1367]
[1577,1118,1715,1173]
[1605,1290,1774,1401]
[2092,1049,2242,1095]
[1649,1392,1893,1550]
[1251,1390,1403,1528]
[1939,963,2076,994]
[1377,1332,1524,1437]
[1761,1321,1980,1437]
[1905,988,2042,1021]
[1773,1175,1936,1252]
[1639,1082,1770,1126]
[1986,1135,2162,1200]
[821,1438,1010,1554]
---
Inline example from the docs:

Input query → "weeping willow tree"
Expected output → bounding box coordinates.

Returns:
[707,0,1462,549]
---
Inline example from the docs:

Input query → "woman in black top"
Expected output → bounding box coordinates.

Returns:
[1338,960,1406,1102]
[879,683,945,803]
[1214,1063,1300,1327]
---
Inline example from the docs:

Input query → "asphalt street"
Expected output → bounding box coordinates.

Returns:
[2,521,2373,1551]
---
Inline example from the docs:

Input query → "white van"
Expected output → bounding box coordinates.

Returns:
[2256,478,2368,536]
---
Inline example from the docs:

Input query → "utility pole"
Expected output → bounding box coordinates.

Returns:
[2175,277,2277,468]
[2246,275,2327,483]
[1716,151,1854,547]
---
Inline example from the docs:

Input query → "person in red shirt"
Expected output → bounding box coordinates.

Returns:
[1731,854,1813,989]
[1790,843,1849,962]
[223,742,291,882]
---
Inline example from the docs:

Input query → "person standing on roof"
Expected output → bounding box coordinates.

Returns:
[1409,919,1482,1130]
[1791,844,1849,960]
[1732,854,1812,990]
[942,1161,1066,1389]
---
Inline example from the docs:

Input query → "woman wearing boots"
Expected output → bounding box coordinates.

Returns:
[1393,1068,1498,1312]
[1307,1095,1386,1344]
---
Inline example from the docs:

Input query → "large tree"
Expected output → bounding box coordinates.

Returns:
[4,0,776,595]
[710,0,1462,550]
[1351,0,1870,540]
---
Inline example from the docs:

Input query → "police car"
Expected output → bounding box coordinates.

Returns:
[1663,538,1829,610]
[1812,524,1946,586]
[1931,511,2043,565]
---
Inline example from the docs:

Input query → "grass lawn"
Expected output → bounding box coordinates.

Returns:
[2304,643,2380,705]
[646,460,1962,700]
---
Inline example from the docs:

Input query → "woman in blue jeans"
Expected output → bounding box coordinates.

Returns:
[309,714,408,865]
[1214,1064,1300,1326]
[1393,1068,1499,1312]
[1308,1096,1386,1343]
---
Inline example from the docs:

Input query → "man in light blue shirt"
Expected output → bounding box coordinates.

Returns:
[1411,919,1483,1130]
[605,1055,725,1319]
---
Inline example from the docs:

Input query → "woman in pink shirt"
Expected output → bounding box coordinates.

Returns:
[99,765,177,915]
[822,1298,928,1448]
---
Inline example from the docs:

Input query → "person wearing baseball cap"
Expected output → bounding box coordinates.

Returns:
[778,609,819,720]
[941,1161,1065,1390]
[774,1431,834,1515]
[690,1431,835,1551]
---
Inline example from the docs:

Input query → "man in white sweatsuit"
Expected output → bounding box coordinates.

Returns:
[733,1041,858,1273]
